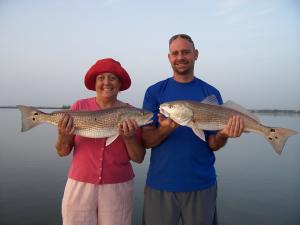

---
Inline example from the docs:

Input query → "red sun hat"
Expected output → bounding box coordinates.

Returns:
[84,58,131,91]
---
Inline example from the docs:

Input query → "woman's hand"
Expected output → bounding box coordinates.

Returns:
[118,118,138,139]
[55,114,75,157]
[118,118,145,163]
[58,114,75,137]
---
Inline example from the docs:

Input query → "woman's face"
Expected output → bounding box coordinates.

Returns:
[95,73,121,100]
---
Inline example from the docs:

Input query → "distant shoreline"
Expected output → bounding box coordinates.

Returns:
[0,106,70,109]
[249,109,300,114]
[1,106,300,114]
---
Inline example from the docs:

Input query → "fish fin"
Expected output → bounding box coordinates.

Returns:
[222,101,260,122]
[188,121,206,142]
[201,95,219,105]
[105,134,119,146]
[17,105,43,132]
[264,127,298,155]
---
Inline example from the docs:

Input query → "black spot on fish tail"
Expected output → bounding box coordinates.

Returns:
[270,128,275,132]
[269,137,273,140]
[34,112,38,116]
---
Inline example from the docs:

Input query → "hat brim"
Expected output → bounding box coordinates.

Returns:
[84,58,131,91]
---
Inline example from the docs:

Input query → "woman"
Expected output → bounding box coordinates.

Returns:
[55,58,145,225]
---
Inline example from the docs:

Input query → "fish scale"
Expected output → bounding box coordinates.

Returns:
[159,97,298,155]
[17,105,153,144]
[191,102,264,133]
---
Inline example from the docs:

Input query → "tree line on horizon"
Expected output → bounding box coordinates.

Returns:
[0,105,299,113]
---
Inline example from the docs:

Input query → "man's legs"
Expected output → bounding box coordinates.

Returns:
[142,186,181,225]
[180,184,218,225]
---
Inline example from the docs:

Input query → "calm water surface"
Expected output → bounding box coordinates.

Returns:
[0,109,299,225]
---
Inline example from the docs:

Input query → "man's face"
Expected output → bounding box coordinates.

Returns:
[168,37,198,75]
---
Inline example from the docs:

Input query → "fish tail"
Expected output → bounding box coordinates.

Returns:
[264,127,298,155]
[17,105,44,132]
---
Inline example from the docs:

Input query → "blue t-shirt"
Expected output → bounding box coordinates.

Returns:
[143,77,223,192]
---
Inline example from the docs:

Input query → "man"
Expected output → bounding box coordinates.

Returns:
[142,34,244,225]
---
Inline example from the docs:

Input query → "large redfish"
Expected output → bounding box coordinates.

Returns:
[18,105,153,146]
[159,96,297,155]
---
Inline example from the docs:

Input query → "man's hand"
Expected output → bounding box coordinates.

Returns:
[157,113,179,130]
[141,113,179,148]
[208,115,244,151]
[219,115,244,138]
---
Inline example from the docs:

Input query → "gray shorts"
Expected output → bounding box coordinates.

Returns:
[142,184,218,225]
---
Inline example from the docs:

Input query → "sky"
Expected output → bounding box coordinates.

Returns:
[0,0,299,110]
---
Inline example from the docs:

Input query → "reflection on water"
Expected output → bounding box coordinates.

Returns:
[0,109,299,225]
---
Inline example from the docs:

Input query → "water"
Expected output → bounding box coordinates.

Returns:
[0,109,299,225]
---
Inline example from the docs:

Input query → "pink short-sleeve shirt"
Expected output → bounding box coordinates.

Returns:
[67,97,139,184]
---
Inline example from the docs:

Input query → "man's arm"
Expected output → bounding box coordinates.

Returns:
[208,115,244,151]
[142,114,178,148]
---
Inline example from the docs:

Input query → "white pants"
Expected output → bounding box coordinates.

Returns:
[62,178,134,225]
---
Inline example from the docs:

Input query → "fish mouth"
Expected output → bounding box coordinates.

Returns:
[146,115,153,124]
[145,119,153,125]
[143,111,154,125]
